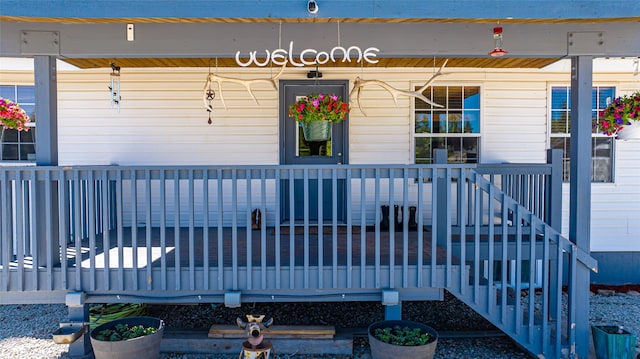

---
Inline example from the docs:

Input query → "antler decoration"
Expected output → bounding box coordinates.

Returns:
[350,59,449,116]
[203,64,286,112]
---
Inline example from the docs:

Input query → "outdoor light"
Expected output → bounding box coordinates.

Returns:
[307,70,322,78]
[307,0,318,14]
[489,26,508,57]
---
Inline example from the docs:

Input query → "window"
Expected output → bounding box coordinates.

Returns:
[0,85,36,161]
[414,85,480,164]
[550,86,614,182]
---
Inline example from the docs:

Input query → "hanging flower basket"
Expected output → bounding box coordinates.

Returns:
[288,93,350,141]
[301,120,333,141]
[0,97,31,131]
[595,91,640,140]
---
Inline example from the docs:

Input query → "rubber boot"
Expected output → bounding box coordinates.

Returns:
[408,206,418,231]
[394,205,403,231]
[380,205,390,231]
[251,209,262,230]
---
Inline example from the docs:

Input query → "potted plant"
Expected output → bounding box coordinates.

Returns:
[90,316,165,359]
[367,320,438,359]
[288,93,350,141]
[595,91,640,140]
[591,325,637,359]
[0,97,31,131]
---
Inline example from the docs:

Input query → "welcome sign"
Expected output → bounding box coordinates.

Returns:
[235,41,380,67]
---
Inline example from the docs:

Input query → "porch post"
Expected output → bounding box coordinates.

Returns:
[546,148,562,323]
[545,149,563,232]
[34,56,60,266]
[569,56,592,359]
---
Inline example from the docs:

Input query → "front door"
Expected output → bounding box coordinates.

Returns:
[280,80,349,224]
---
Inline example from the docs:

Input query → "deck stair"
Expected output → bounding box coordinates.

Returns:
[443,170,597,358]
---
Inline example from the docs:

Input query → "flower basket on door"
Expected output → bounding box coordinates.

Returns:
[288,93,350,142]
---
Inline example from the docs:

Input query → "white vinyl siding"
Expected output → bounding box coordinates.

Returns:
[2,59,639,250]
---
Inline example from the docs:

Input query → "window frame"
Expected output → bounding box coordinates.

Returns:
[0,84,36,162]
[547,84,616,183]
[412,82,482,164]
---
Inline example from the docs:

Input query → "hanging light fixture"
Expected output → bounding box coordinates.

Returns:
[489,26,508,57]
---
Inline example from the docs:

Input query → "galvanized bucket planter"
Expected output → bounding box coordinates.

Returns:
[591,325,637,359]
[90,316,165,359]
[301,121,332,142]
[368,320,438,359]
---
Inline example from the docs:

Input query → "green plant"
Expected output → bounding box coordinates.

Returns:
[373,325,434,346]
[596,91,640,136]
[0,97,30,131]
[288,93,350,124]
[94,323,157,342]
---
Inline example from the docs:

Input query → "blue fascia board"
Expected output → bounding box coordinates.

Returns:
[1,0,639,20]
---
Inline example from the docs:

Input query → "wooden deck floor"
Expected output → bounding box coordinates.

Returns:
[70,226,462,268]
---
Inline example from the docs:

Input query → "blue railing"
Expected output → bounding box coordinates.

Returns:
[0,161,594,358]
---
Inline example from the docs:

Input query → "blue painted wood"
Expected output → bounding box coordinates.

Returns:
[569,56,594,359]
[0,164,599,358]
[2,1,637,20]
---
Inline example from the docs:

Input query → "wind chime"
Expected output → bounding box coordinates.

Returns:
[204,59,216,124]
[108,63,121,111]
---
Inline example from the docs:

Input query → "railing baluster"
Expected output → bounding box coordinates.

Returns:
[159,169,167,290]
[288,168,295,289]
[100,171,110,290]
[331,168,338,289]
[0,170,10,291]
[274,169,281,289]
[15,174,25,291]
[528,216,536,344]
[246,169,253,290]
[445,168,452,288]
[231,169,238,291]
[458,168,467,295]
[317,168,324,289]
[188,169,195,291]
[568,246,578,357]
[473,177,480,305]
[374,168,381,288]
[87,170,96,291]
[202,169,210,291]
[131,170,139,290]
[430,167,438,287]
[500,196,508,325]
[173,169,181,290]
[260,169,267,290]
[145,169,152,291]
[487,185,494,315]
[73,169,83,291]
[554,241,563,358]
[514,206,523,334]
[216,169,224,291]
[29,170,38,290]
[402,167,409,289]
[541,225,550,355]
[360,168,367,288]
[44,170,53,290]
[303,168,309,289]
[388,167,395,289]
[416,168,423,287]
[346,168,353,289]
